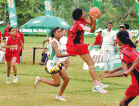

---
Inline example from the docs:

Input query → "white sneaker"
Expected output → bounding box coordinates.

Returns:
[6,77,10,84]
[92,85,107,93]
[98,82,108,89]
[55,95,67,101]
[13,76,18,84]
[34,76,40,89]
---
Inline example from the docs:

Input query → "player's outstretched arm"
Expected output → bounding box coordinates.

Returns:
[98,63,127,80]
[103,66,123,74]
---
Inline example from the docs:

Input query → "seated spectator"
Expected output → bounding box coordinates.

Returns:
[0,30,1,43]
[39,51,48,65]
[92,28,102,48]
[38,33,54,65]
[0,44,6,64]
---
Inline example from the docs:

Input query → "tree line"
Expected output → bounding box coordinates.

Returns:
[0,0,138,29]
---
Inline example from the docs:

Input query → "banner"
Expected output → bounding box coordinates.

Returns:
[135,0,139,24]
[44,0,53,16]
[93,0,102,27]
[83,46,139,71]
[7,0,18,28]
[20,28,51,35]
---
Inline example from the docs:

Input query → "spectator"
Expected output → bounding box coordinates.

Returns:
[134,37,139,46]
[16,26,24,63]
[0,30,1,43]
[60,28,69,70]
[92,28,102,48]
[124,24,133,40]
[2,23,10,40]
[119,25,125,31]
[0,45,5,64]
[38,33,54,65]
[101,22,117,71]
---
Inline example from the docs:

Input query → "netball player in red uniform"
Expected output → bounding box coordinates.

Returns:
[3,27,24,84]
[98,30,139,106]
[16,26,24,63]
[66,8,108,93]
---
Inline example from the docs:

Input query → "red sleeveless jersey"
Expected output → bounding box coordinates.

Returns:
[67,18,86,46]
[66,18,89,55]
[5,34,21,54]
[120,44,139,85]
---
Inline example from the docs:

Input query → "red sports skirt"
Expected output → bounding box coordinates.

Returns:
[125,84,139,97]
[66,44,90,55]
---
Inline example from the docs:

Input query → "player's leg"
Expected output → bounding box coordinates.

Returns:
[64,57,69,70]
[5,54,12,84]
[80,53,107,93]
[55,68,69,101]
[58,68,69,96]
[11,57,17,76]
[119,95,136,106]
[103,50,108,71]
[34,73,61,89]
[80,54,97,82]
[6,61,11,84]
[109,49,114,71]
[20,49,22,63]
[11,57,18,83]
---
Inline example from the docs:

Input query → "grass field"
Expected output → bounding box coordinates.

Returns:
[0,36,139,106]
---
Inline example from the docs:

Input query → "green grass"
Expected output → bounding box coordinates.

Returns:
[0,36,139,106]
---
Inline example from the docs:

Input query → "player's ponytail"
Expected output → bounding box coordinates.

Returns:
[50,27,61,37]
[117,30,136,48]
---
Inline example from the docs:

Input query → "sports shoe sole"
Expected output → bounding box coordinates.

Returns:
[92,89,107,93]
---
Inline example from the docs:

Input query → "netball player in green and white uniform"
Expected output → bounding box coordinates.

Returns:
[34,27,72,101]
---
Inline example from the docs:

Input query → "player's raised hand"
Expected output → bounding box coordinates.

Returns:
[92,13,98,20]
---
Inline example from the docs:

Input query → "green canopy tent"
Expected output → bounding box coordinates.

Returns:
[20,15,70,35]
[20,15,70,64]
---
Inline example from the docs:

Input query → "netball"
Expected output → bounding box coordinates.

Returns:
[89,7,101,18]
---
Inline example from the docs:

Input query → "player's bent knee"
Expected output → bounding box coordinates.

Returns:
[119,101,124,106]
[64,77,70,83]
[11,63,16,66]
[54,81,61,87]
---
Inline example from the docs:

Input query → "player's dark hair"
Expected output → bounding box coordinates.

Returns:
[16,26,20,28]
[107,22,112,25]
[72,8,83,20]
[9,27,14,32]
[61,28,66,31]
[124,24,129,29]
[117,30,136,48]
[50,27,61,37]
[7,22,10,25]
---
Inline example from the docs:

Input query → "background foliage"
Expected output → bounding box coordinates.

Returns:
[0,0,138,29]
